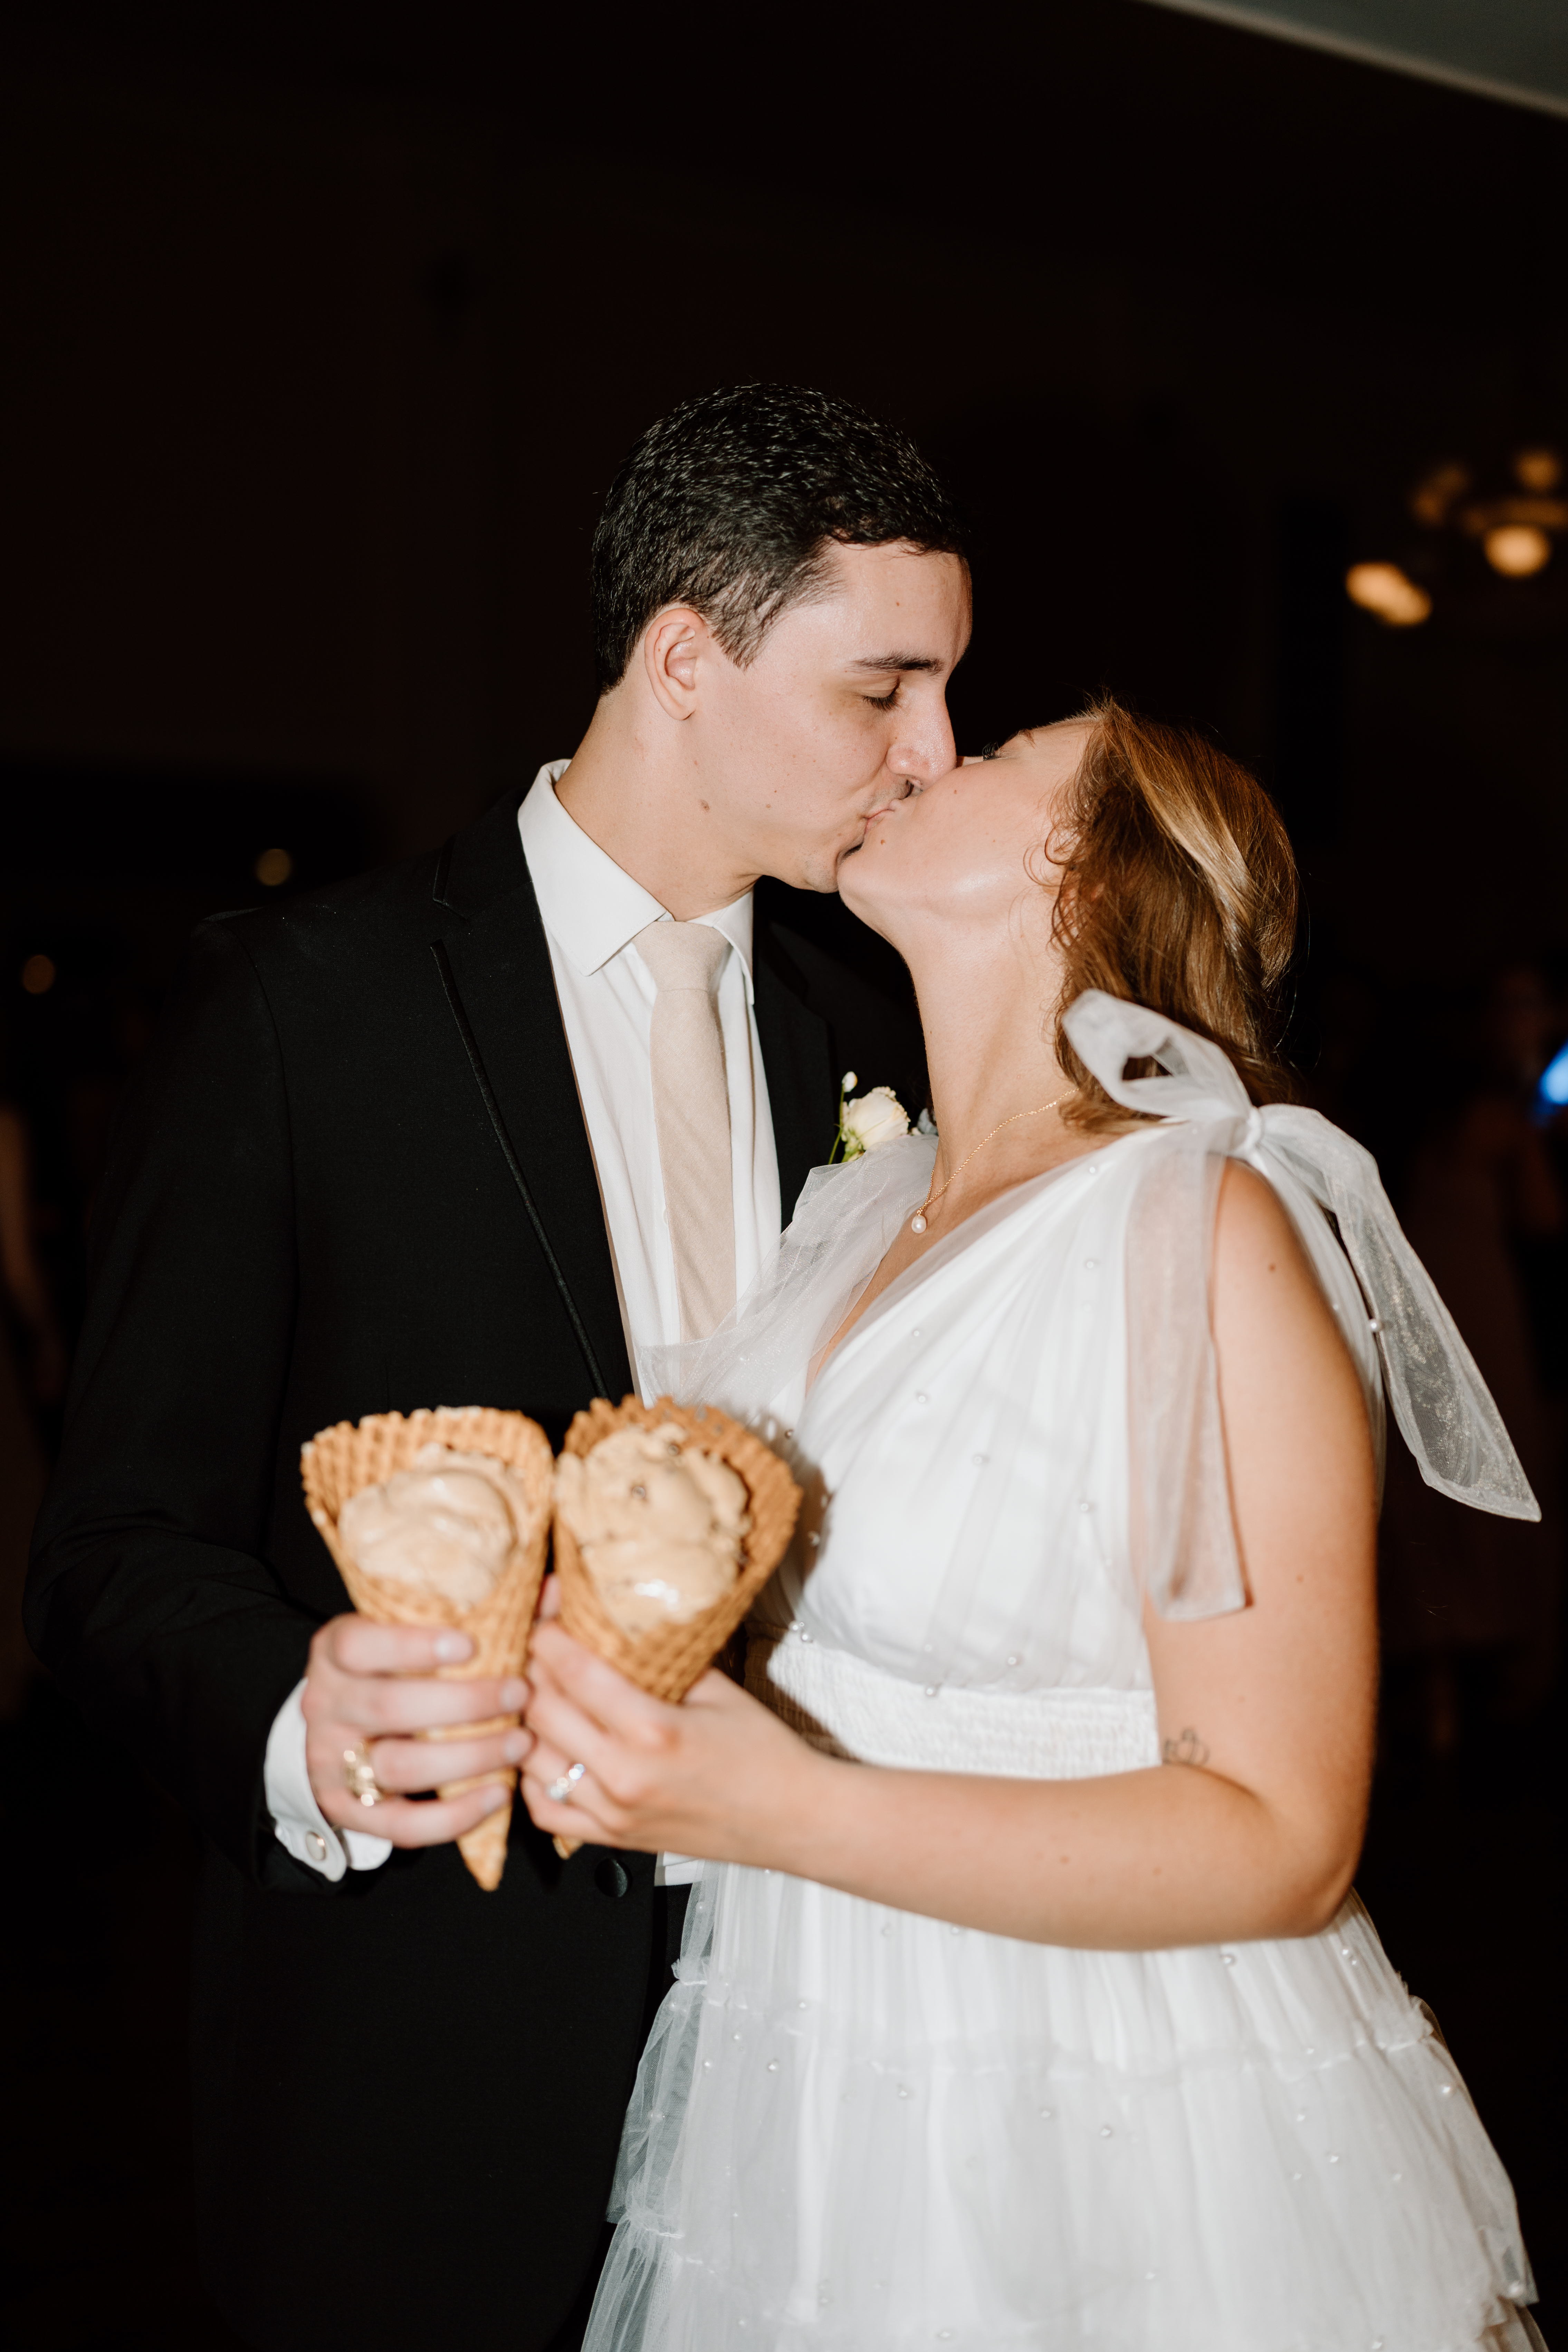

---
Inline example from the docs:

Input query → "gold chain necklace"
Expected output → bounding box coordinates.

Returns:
[910,1093,1072,1234]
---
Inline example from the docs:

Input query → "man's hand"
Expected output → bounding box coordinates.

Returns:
[303,1615,534,1848]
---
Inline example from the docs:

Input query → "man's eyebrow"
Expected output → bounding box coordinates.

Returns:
[848,652,944,674]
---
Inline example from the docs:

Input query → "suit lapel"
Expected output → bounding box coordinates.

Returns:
[432,793,631,1402]
[754,920,837,1225]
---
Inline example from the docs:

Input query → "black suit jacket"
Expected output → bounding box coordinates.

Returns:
[26,784,924,2352]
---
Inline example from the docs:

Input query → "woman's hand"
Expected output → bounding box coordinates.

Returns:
[520,1619,829,1863]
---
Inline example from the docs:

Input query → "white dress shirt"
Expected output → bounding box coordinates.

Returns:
[265,760,784,1881]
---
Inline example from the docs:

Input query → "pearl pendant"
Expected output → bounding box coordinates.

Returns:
[910,1213,927,1234]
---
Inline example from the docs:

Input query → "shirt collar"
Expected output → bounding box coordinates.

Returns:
[518,762,755,996]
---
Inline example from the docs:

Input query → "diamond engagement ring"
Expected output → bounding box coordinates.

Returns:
[342,1741,385,1807]
[547,1762,587,1804]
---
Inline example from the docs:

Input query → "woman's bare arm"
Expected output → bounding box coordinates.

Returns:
[522,1166,1379,1949]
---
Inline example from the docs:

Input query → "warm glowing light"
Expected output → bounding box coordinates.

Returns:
[254,847,294,887]
[1409,462,1469,526]
[1514,448,1562,494]
[20,953,56,994]
[1345,563,1432,626]
[1483,524,1551,577]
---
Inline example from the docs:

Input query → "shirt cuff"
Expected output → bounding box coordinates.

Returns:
[656,1853,707,1887]
[264,1678,392,1881]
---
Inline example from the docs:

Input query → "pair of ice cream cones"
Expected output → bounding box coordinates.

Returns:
[300,1396,801,1889]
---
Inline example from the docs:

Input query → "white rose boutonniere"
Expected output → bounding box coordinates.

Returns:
[830,1070,911,1162]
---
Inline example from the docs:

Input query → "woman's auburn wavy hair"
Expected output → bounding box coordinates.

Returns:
[1042,698,1300,1132]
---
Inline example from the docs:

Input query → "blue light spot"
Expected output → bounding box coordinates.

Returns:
[1537,1042,1568,1111]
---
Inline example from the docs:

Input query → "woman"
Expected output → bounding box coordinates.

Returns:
[523,702,1545,2351]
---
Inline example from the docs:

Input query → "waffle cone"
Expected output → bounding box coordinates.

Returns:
[300,1407,554,1889]
[549,1395,802,1857]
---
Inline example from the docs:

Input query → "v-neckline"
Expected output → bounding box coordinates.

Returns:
[808,1127,1157,1395]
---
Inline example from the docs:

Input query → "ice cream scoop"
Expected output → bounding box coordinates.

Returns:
[554,1423,750,1636]
[337,1443,531,1611]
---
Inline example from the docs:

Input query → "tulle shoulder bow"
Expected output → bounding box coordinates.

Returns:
[1062,991,1539,1621]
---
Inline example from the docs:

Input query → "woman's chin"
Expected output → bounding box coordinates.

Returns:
[835,859,880,924]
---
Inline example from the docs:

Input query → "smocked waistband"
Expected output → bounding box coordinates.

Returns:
[752,1629,1159,1779]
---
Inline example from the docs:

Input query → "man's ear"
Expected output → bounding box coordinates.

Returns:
[642,604,713,722]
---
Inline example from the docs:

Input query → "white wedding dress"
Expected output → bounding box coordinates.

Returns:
[585,995,1546,2352]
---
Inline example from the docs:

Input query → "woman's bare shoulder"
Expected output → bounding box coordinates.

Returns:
[1212,1158,1365,1398]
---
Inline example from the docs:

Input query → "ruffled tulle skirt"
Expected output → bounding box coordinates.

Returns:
[585,1866,1542,2352]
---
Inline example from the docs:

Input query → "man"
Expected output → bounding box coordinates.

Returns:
[27,383,971,2350]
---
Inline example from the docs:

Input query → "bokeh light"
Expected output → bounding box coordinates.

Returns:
[1513,448,1562,494]
[254,847,294,887]
[20,953,57,994]
[1345,562,1432,626]
[1537,1040,1568,1113]
[1483,524,1552,577]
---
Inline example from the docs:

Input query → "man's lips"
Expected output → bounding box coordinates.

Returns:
[838,788,909,865]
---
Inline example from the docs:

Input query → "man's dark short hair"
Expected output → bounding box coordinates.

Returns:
[591,383,968,695]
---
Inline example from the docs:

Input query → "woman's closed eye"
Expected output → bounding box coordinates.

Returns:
[863,682,901,711]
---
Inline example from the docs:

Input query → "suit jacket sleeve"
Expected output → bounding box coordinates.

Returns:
[26,918,322,1885]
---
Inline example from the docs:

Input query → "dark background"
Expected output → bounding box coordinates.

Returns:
[1,3,1563,2344]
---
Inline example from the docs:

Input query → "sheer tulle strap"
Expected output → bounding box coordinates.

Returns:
[1062,995,1539,1588]
[638,1132,937,1432]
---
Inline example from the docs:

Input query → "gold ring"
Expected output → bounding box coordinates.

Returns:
[342,1741,385,1807]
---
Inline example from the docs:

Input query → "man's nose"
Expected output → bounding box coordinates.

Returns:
[887,697,958,788]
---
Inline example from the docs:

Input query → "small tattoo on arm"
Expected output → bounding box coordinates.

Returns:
[1162,1727,1211,1767]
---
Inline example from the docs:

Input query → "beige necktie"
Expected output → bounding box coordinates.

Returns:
[635,920,736,1341]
